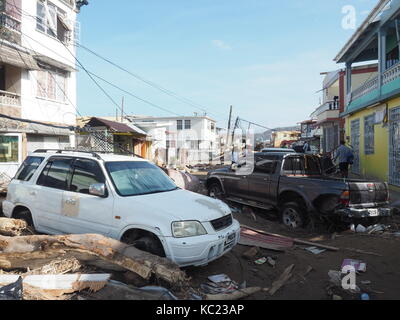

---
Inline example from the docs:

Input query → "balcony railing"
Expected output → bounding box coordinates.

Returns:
[0,90,21,107]
[311,100,339,119]
[382,63,400,86]
[0,12,21,32]
[351,76,379,101]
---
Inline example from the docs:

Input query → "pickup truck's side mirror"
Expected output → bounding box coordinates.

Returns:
[89,183,106,197]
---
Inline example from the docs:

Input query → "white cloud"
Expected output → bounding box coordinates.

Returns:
[212,40,232,50]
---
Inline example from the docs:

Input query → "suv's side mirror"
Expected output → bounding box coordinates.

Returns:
[89,183,106,197]
[231,163,238,171]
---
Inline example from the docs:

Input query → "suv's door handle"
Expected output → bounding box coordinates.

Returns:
[29,191,37,196]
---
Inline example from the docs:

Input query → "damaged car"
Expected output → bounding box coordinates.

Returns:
[3,150,240,267]
[206,152,393,229]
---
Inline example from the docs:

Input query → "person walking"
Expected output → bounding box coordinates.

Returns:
[334,140,354,178]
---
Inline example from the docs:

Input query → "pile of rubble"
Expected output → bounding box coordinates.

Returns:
[0,218,265,301]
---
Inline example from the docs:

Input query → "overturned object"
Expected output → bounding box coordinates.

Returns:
[0,234,188,286]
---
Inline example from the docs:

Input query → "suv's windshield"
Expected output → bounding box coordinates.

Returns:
[282,155,322,176]
[105,161,178,196]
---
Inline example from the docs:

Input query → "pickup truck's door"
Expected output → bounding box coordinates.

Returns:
[247,155,279,204]
[221,170,249,198]
[60,158,114,236]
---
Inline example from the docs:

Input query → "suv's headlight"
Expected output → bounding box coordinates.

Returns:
[172,221,207,238]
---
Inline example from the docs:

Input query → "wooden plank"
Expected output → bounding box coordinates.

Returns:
[269,264,295,296]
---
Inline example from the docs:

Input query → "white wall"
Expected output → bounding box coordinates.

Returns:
[20,0,77,126]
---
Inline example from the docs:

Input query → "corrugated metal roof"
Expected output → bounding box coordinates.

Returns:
[86,117,147,136]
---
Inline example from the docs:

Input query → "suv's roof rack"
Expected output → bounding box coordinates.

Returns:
[33,149,103,160]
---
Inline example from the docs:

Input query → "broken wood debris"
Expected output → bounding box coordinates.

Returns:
[0,233,188,286]
[0,218,29,237]
[269,264,295,296]
[239,227,293,252]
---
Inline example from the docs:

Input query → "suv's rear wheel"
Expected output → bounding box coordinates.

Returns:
[208,182,224,200]
[280,202,307,230]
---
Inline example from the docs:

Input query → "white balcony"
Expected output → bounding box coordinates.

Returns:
[0,90,21,107]
[310,100,340,123]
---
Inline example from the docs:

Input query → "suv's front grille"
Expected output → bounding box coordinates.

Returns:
[211,214,233,231]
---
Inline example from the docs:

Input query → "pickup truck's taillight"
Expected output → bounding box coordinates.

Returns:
[340,190,350,207]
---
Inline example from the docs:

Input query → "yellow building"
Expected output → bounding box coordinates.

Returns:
[335,0,400,192]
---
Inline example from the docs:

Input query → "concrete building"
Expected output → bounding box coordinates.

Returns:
[335,0,400,191]
[128,115,218,167]
[310,65,378,154]
[0,0,85,178]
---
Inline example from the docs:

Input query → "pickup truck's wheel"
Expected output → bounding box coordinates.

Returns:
[208,183,224,200]
[280,202,307,229]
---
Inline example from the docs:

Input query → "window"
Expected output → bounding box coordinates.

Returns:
[0,136,19,163]
[37,69,68,102]
[166,140,176,148]
[255,155,278,174]
[15,157,44,181]
[37,158,72,190]
[364,114,375,155]
[211,122,215,131]
[177,120,183,130]
[36,1,70,42]
[282,156,321,175]
[70,159,105,194]
[105,161,177,197]
[185,120,191,130]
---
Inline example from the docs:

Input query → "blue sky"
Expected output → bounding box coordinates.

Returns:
[77,0,377,130]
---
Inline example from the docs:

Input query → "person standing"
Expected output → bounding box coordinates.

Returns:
[334,140,354,178]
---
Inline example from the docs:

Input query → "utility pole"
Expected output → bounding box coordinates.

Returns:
[226,105,233,151]
[121,97,124,122]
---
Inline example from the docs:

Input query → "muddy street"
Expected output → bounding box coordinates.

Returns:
[185,205,400,300]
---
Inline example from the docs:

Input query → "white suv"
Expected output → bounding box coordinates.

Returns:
[3,150,240,267]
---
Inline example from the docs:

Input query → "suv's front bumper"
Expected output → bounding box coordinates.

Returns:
[335,207,393,219]
[2,200,14,218]
[164,219,241,267]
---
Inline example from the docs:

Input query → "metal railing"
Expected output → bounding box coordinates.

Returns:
[351,76,379,101]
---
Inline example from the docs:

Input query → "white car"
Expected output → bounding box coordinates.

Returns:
[3,150,240,267]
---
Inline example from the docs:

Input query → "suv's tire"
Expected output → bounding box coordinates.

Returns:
[14,209,34,228]
[123,234,165,257]
[280,202,308,230]
[208,182,224,200]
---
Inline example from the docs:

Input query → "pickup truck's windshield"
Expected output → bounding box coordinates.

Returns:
[282,155,322,176]
[105,161,178,196]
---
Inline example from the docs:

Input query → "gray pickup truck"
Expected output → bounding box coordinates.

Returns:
[206,152,392,229]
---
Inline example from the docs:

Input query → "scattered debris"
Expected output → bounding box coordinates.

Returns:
[239,227,293,252]
[361,293,370,300]
[328,270,342,286]
[0,276,22,300]
[305,246,327,255]
[205,287,262,301]
[208,274,231,284]
[341,259,367,273]
[267,257,276,268]
[332,294,343,300]
[0,218,29,237]
[26,258,82,275]
[0,274,110,299]
[254,257,267,265]
[242,247,259,259]
[367,224,388,234]
[269,264,295,296]
[343,247,382,257]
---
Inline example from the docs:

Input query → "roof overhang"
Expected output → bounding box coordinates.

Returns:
[34,55,77,72]
[0,41,40,70]
[335,0,393,63]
